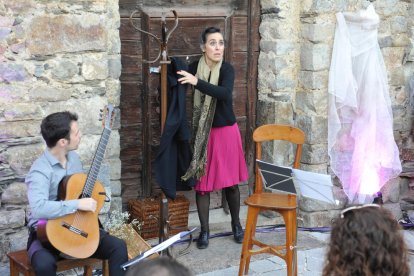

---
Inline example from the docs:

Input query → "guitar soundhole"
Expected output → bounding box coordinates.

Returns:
[61,222,88,238]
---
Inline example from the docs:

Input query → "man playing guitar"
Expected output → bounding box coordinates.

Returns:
[26,111,127,276]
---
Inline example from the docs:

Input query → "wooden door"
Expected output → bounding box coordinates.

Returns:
[119,0,259,210]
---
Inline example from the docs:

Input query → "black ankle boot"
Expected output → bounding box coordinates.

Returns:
[232,223,244,243]
[196,231,209,249]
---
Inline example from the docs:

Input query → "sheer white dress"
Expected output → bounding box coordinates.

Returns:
[328,4,401,204]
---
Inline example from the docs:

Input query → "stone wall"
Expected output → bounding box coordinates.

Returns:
[0,0,121,274]
[258,0,414,226]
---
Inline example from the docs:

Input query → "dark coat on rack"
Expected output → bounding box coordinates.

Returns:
[155,57,195,199]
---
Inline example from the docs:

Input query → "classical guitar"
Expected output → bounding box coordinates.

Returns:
[37,105,115,258]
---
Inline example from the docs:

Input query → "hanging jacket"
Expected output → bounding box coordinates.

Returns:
[155,57,195,199]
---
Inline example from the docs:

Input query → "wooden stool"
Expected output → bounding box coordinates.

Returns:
[7,249,109,276]
[239,124,305,276]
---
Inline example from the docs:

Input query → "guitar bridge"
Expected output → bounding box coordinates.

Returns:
[61,222,88,238]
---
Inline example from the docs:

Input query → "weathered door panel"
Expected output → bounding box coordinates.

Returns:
[119,0,259,210]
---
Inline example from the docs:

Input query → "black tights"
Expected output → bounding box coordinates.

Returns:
[196,185,241,232]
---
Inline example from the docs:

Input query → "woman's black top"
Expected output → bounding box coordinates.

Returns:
[189,60,237,127]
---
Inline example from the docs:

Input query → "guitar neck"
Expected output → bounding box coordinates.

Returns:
[82,127,111,197]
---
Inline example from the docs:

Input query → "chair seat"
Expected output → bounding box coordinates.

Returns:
[244,193,297,209]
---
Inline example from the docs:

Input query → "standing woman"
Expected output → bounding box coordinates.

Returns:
[178,27,249,249]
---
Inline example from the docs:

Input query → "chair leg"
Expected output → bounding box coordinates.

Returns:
[9,260,18,276]
[102,260,109,276]
[282,209,297,276]
[239,206,260,276]
[83,265,93,276]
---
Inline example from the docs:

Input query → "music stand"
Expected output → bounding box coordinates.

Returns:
[121,228,197,270]
[256,160,296,194]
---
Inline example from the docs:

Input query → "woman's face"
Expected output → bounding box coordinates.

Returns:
[202,32,224,67]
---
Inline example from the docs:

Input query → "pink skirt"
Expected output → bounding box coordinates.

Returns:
[195,123,249,192]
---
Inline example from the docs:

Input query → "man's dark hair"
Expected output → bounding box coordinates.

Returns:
[40,111,78,148]
[200,26,222,44]
[126,257,193,276]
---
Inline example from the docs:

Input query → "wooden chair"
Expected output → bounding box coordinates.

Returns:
[238,124,305,276]
[7,249,109,276]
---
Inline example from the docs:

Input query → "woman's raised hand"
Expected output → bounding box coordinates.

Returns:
[177,70,198,86]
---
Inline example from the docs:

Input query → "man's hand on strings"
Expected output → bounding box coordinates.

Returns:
[177,70,198,86]
[78,198,97,212]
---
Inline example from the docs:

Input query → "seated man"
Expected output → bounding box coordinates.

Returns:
[26,111,127,276]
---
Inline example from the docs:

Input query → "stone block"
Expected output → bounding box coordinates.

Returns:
[7,228,27,251]
[256,98,294,126]
[383,202,402,220]
[1,182,27,205]
[389,66,405,85]
[106,79,121,106]
[108,55,122,79]
[3,102,43,121]
[299,70,328,90]
[260,16,297,40]
[82,54,109,80]
[51,59,79,80]
[107,29,121,54]
[301,163,328,174]
[109,196,122,213]
[258,52,288,73]
[378,35,393,48]
[260,40,298,56]
[0,121,40,139]
[0,238,11,263]
[0,63,26,82]
[296,114,328,144]
[29,86,72,102]
[4,0,36,15]
[382,47,405,69]
[299,186,347,212]
[300,43,331,71]
[380,177,401,203]
[296,90,328,116]
[392,35,410,50]
[110,180,122,197]
[391,16,408,34]
[0,209,25,229]
[298,209,341,227]
[107,158,121,180]
[302,0,346,14]
[301,23,335,43]
[0,143,44,176]
[0,85,27,104]
[27,14,107,55]
[301,143,328,164]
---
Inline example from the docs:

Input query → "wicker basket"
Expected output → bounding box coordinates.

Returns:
[128,195,190,239]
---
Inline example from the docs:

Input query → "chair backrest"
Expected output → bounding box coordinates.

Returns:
[253,124,305,193]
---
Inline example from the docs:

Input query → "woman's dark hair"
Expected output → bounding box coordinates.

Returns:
[40,111,78,148]
[200,26,222,44]
[323,206,409,276]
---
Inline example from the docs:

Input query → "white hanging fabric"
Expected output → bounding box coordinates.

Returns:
[328,4,401,204]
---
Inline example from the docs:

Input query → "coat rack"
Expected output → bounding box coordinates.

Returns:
[129,10,182,255]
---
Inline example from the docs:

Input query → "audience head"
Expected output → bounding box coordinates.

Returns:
[323,204,409,276]
[126,257,193,276]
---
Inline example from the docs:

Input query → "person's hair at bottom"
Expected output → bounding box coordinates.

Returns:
[322,206,409,276]
[126,256,193,276]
